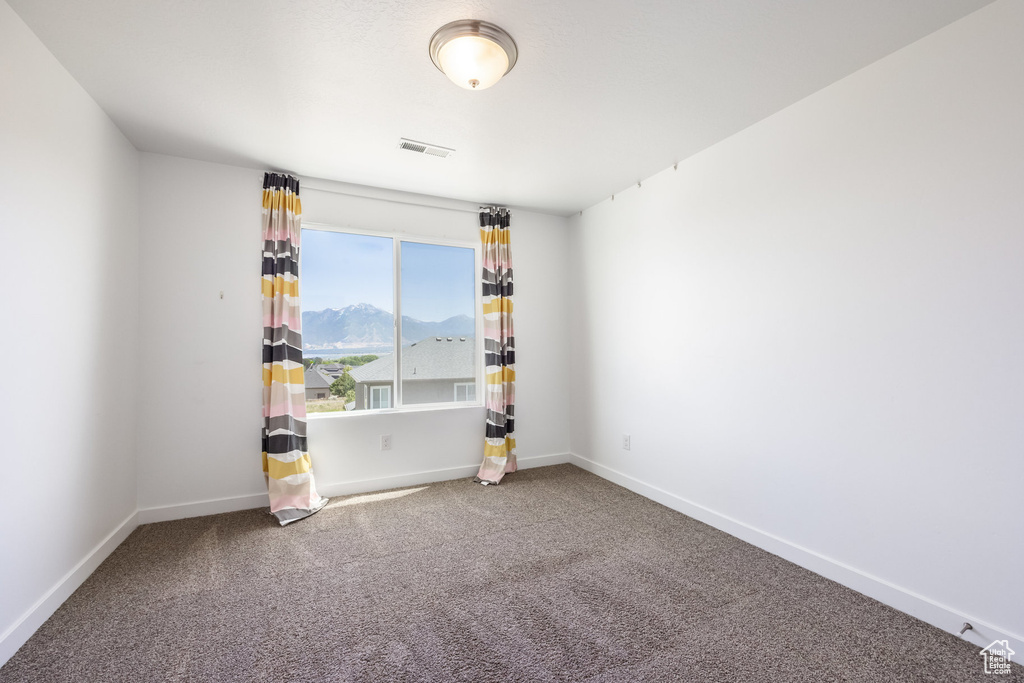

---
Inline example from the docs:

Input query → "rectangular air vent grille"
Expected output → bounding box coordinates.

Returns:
[398,138,455,159]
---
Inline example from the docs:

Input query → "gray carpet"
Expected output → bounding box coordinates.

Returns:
[1,464,1019,682]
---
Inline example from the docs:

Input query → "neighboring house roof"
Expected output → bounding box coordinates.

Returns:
[349,354,393,383]
[304,366,333,389]
[349,337,474,383]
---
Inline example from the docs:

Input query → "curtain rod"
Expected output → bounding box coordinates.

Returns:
[300,181,484,215]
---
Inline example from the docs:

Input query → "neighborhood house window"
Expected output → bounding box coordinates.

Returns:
[370,386,391,410]
[454,382,475,402]
[300,226,480,414]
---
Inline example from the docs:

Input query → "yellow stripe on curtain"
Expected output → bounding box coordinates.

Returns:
[262,186,303,214]
[486,367,516,384]
[261,276,300,298]
[482,298,514,316]
[263,365,305,387]
[480,227,512,244]
[265,453,312,480]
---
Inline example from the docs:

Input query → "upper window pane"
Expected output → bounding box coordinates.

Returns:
[400,241,476,406]
[301,230,393,414]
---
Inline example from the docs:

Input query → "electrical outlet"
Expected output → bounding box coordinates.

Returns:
[381,434,392,451]
[622,434,631,451]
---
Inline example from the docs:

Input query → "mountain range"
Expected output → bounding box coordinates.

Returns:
[301,303,474,350]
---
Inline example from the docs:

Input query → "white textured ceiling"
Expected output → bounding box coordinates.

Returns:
[9,0,993,215]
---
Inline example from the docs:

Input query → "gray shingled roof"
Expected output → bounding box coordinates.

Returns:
[304,366,334,389]
[348,337,474,382]
[319,364,346,378]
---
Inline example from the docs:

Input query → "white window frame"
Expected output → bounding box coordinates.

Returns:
[302,223,483,416]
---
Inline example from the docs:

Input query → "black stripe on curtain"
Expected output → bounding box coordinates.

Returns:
[479,206,511,228]
[263,172,300,194]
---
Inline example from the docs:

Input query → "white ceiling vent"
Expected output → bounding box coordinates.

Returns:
[398,138,455,159]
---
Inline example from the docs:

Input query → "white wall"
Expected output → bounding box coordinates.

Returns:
[569,0,1023,651]
[0,0,140,663]
[137,154,571,516]
[137,156,265,513]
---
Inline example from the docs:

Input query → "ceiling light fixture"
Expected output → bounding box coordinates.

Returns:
[429,20,518,91]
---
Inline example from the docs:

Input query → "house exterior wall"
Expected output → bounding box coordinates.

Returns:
[306,387,330,401]
[403,378,473,405]
[352,379,472,408]
[354,381,393,410]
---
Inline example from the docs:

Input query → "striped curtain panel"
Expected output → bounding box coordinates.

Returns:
[261,172,328,525]
[476,207,517,485]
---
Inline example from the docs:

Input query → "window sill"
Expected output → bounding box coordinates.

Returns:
[305,402,484,420]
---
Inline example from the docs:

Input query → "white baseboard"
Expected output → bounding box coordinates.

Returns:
[137,453,573,524]
[0,511,139,668]
[568,453,1023,654]
[138,492,270,525]
[518,452,573,469]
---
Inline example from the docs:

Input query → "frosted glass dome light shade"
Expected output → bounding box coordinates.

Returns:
[429,20,518,91]
[437,36,508,90]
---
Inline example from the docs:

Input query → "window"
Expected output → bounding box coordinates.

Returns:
[454,382,475,402]
[301,226,480,414]
[370,385,391,410]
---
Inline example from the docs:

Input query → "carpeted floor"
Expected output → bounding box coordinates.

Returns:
[1,464,1019,682]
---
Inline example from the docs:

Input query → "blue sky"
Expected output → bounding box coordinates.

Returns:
[301,229,475,322]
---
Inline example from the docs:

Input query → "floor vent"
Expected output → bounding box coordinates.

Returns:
[398,138,454,158]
